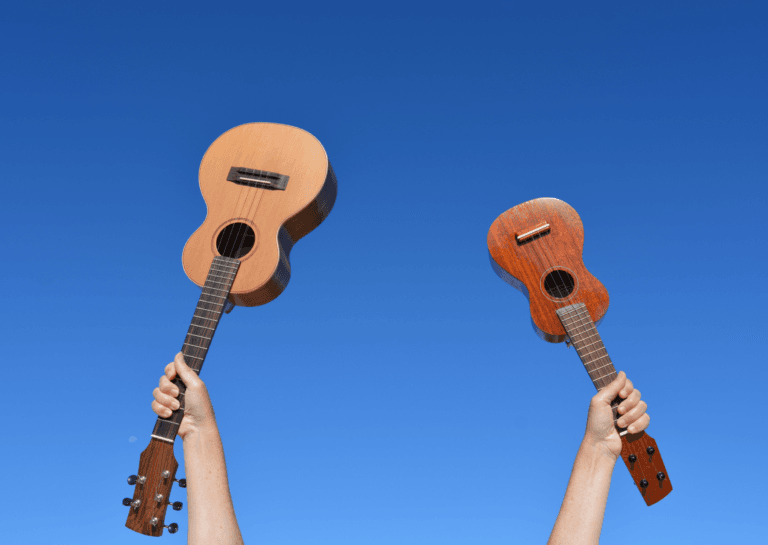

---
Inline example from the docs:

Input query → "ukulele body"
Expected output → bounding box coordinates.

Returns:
[487,197,609,343]
[182,122,337,306]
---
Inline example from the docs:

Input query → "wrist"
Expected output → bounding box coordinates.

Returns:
[181,420,219,442]
[579,438,620,467]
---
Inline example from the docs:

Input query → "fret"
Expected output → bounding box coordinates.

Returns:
[185,333,212,340]
[201,292,227,299]
[157,419,179,427]
[211,259,238,268]
[151,434,175,444]
[587,361,613,374]
[591,372,614,382]
[183,342,209,349]
[210,267,237,275]
[190,324,216,331]
[208,269,234,280]
[576,339,602,351]
[579,348,609,360]
[195,305,222,314]
[199,297,224,304]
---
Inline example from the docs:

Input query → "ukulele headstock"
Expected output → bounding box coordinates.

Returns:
[620,431,673,506]
[124,438,184,536]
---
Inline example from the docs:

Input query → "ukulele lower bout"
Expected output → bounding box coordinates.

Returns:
[487,197,609,343]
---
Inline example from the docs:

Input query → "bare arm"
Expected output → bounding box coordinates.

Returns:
[547,371,650,545]
[153,352,245,545]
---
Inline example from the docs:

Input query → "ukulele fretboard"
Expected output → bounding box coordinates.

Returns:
[151,256,240,443]
[556,303,628,436]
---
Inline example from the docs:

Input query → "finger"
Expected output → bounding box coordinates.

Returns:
[174,352,202,388]
[153,387,181,410]
[159,375,179,397]
[627,412,650,434]
[619,377,634,399]
[165,361,176,380]
[618,400,648,428]
[595,371,626,405]
[152,399,174,418]
[617,389,641,414]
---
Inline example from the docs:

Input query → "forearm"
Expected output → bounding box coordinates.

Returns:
[183,422,245,545]
[547,442,617,545]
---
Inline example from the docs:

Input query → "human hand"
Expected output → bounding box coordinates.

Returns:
[582,371,650,460]
[151,352,217,440]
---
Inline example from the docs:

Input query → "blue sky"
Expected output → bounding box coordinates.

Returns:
[1,1,766,543]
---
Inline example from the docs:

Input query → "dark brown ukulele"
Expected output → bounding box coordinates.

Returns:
[123,122,338,536]
[487,197,672,506]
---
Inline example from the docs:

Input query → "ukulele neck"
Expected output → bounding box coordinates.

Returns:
[556,303,629,436]
[150,255,240,444]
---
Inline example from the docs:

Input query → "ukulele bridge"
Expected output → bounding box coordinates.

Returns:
[516,223,550,245]
[227,167,289,190]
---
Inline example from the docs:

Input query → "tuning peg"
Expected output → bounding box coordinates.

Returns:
[639,479,649,489]
[128,474,146,485]
[628,454,637,463]
[171,501,183,511]
[159,470,186,488]
[646,446,655,456]
[150,518,179,533]
[657,471,666,484]
[123,498,141,510]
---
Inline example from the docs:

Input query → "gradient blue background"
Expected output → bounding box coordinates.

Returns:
[1,1,766,543]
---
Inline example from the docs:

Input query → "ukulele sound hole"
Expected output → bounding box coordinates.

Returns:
[544,270,575,299]
[216,223,255,258]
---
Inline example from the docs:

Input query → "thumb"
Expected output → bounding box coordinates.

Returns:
[174,352,199,385]
[595,371,626,405]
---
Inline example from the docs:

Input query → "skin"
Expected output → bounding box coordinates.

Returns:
[547,371,650,545]
[152,352,245,545]
[152,356,649,545]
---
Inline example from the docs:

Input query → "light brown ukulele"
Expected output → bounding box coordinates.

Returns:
[487,197,672,506]
[123,122,337,536]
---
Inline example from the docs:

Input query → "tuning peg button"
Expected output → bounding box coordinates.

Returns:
[657,472,666,481]
[628,454,637,463]
[122,497,132,506]
[171,501,183,511]
[175,478,186,488]
[646,446,655,456]
[128,474,146,485]
[639,479,649,489]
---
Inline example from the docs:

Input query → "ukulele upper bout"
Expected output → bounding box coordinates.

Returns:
[487,198,609,342]
[182,123,337,307]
